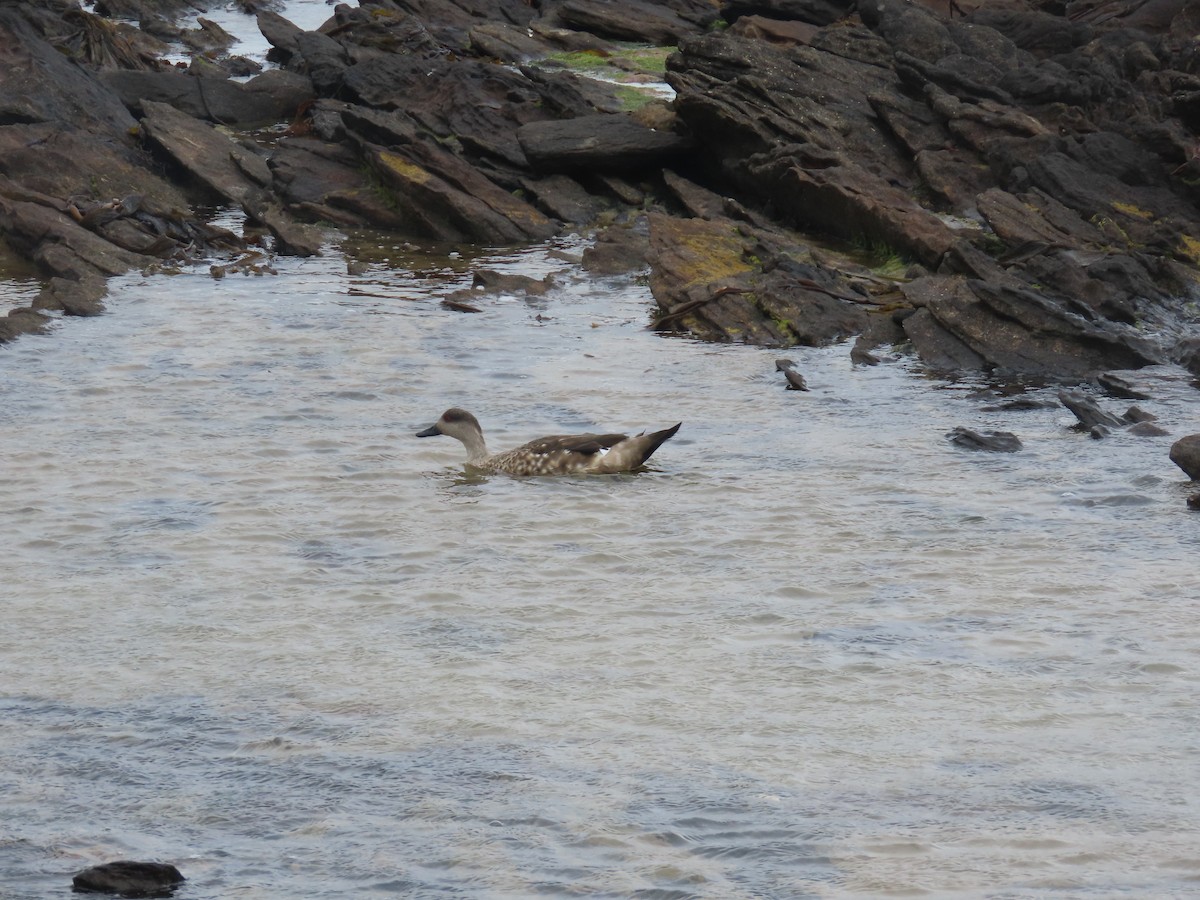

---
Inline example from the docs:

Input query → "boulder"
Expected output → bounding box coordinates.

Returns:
[1170,435,1200,480]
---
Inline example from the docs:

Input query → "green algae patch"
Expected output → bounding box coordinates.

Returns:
[376,151,431,185]
[657,217,758,291]
[1111,200,1155,220]
[1178,233,1200,267]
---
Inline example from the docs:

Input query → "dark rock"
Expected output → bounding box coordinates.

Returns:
[1058,390,1127,430]
[1170,434,1200,479]
[581,222,651,275]
[947,427,1023,452]
[555,0,701,44]
[471,269,555,296]
[0,5,138,139]
[647,212,871,346]
[257,8,304,56]
[361,141,557,242]
[1128,421,1169,437]
[242,189,324,257]
[728,15,820,46]
[519,174,607,225]
[722,0,851,27]
[343,55,568,168]
[1188,492,1200,511]
[72,860,184,897]
[1121,405,1157,425]
[0,307,52,344]
[269,135,408,230]
[469,22,550,62]
[900,276,1161,379]
[139,100,269,206]
[292,30,350,95]
[102,68,314,126]
[517,114,694,174]
[1174,336,1200,377]
[775,358,809,390]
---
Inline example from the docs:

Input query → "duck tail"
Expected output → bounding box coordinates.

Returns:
[636,421,682,465]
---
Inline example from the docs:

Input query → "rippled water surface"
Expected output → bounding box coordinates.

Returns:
[3,232,1200,898]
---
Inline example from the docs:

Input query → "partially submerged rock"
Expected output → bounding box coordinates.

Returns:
[947,427,1023,452]
[1170,434,1200,480]
[72,860,184,897]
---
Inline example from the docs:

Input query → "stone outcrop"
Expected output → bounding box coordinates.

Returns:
[0,0,1197,390]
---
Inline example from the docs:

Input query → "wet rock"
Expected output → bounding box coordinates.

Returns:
[257,8,304,58]
[1099,374,1152,400]
[241,189,324,257]
[72,860,184,897]
[1058,390,1127,430]
[581,222,651,275]
[1128,421,1170,437]
[647,212,872,346]
[1169,434,1200,480]
[0,308,52,344]
[775,358,809,390]
[947,427,1022,452]
[471,269,555,297]
[1188,493,1200,511]
[900,276,1161,379]
[517,114,694,174]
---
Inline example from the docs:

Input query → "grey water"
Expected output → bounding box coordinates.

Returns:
[5,0,1200,895]
[3,231,1200,898]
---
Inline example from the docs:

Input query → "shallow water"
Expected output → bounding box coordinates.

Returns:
[3,226,1200,898]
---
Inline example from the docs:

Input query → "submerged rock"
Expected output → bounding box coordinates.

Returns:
[947,427,1023,452]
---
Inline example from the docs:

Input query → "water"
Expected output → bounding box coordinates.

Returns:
[3,228,1200,898]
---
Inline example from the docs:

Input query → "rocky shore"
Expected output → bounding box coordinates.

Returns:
[2,0,1198,387]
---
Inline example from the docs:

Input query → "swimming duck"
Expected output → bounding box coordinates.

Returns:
[417,408,681,476]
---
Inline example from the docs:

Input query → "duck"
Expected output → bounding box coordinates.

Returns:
[416,408,681,476]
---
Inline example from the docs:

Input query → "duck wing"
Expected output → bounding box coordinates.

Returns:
[521,432,628,457]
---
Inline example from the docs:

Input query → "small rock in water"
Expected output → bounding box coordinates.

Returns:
[1187,493,1200,511]
[1128,421,1169,437]
[774,359,808,390]
[72,861,185,897]
[947,427,1022,452]
[1058,390,1125,430]
[1169,434,1200,480]
[1122,405,1156,424]
[1097,371,1151,400]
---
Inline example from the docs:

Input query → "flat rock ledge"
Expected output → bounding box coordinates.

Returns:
[0,0,1197,389]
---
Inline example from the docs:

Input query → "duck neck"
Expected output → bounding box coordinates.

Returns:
[461,431,489,464]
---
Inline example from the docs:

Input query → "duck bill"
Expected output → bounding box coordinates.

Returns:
[416,423,442,437]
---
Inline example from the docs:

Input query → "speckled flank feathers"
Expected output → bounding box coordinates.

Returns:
[416,408,681,476]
